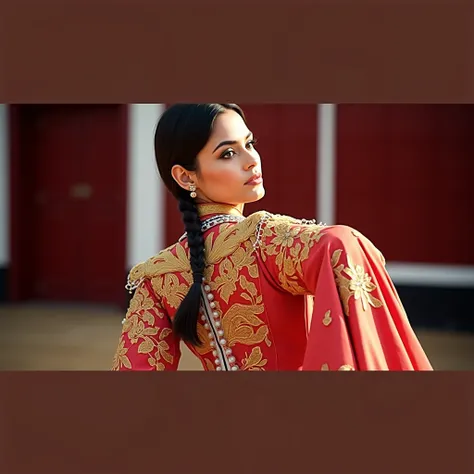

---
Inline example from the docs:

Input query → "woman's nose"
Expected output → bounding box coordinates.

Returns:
[244,152,259,170]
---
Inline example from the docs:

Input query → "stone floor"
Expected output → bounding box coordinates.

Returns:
[0,303,473,371]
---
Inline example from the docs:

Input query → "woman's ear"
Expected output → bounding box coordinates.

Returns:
[171,165,197,191]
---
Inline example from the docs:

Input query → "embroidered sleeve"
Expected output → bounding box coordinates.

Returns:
[257,214,329,295]
[112,279,181,371]
[257,215,432,371]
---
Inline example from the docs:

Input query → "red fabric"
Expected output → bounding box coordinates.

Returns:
[113,209,432,371]
[299,226,432,370]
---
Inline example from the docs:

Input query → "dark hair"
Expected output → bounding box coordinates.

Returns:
[154,103,246,345]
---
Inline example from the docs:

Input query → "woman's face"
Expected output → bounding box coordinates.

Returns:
[174,110,265,207]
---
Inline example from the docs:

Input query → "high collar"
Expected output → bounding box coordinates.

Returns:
[197,202,244,218]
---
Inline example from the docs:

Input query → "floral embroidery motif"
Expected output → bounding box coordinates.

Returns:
[222,303,269,348]
[112,338,131,370]
[241,347,267,371]
[143,231,272,366]
[127,212,266,287]
[271,225,301,250]
[191,237,271,362]
[214,241,259,304]
[221,273,271,350]
[112,284,175,371]
[332,250,383,315]
[152,273,189,309]
[205,213,265,263]
[214,258,238,303]
[259,216,327,295]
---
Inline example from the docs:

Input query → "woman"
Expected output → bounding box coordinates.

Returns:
[112,103,433,371]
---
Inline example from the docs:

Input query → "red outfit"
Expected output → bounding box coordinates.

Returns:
[112,204,433,371]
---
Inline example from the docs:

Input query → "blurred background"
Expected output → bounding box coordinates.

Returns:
[0,103,473,371]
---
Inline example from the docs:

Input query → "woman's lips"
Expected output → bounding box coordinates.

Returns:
[245,174,263,185]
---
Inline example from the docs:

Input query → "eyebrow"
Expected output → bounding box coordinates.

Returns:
[212,132,253,153]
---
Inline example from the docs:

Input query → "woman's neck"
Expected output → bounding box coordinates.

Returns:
[196,201,245,217]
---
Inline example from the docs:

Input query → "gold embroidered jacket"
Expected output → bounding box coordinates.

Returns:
[112,204,433,371]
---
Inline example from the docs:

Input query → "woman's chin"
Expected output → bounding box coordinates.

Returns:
[245,186,266,203]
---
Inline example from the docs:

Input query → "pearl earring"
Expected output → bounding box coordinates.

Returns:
[189,184,197,199]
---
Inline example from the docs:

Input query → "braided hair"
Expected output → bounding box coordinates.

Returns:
[154,103,246,345]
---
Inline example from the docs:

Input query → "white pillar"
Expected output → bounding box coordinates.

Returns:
[126,104,166,269]
[317,104,337,225]
[0,105,9,268]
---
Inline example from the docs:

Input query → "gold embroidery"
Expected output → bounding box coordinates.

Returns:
[214,258,238,304]
[204,358,215,371]
[321,363,329,371]
[241,347,267,371]
[152,273,189,309]
[322,310,332,326]
[125,312,158,344]
[124,213,277,364]
[127,212,267,287]
[195,306,270,359]
[115,285,175,371]
[143,328,174,370]
[214,241,259,304]
[191,236,269,355]
[222,303,270,347]
[219,261,270,349]
[239,274,262,305]
[259,216,327,295]
[332,250,383,315]
[126,285,155,315]
[331,249,343,267]
[205,213,265,264]
[270,224,300,250]
[129,242,190,283]
[112,337,131,370]
[198,233,270,356]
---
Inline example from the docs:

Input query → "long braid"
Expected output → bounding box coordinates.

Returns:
[172,195,205,345]
[153,103,247,345]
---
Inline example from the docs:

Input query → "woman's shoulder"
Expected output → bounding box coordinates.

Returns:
[247,209,354,237]
[126,240,191,291]
[125,213,265,289]
[248,210,381,253]
[126,211,381,291]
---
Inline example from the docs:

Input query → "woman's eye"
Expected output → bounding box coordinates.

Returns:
[220,140,257,159]
[221,149,235,159]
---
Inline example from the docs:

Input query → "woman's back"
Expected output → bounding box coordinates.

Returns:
[114,205,305,371]
[113,204,433,371]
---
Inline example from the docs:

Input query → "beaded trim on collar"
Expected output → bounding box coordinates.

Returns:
[178,214,246,242]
